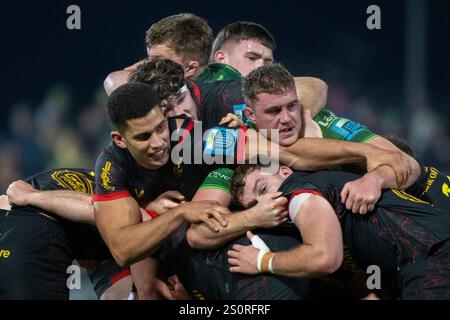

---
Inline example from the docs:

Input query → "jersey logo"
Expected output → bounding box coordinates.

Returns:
[173,159,183,177]
[101,162,115,191]
[203,127,238,157]
[191,289,206,300]
[135,189,144,200]
[331,119,368,140]
[232,104,248,123]
[51,170,94,194]
[422,167,439,195]
[0,249,11,259]
[391,189,430,204]
[442,176,450,198]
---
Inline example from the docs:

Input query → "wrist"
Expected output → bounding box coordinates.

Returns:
[171,203,186,221]
[28,189,43,206]
[243,207,259,229]
[259,252,275,273]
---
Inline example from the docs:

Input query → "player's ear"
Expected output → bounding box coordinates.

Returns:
[245,105,256,123]
[213,50,226,63]
[184,60,200,79]
[279,166,293,178]
[111,131,127,149]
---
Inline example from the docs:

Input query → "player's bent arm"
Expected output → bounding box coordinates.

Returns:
[187,207,255,250]
[104,70,131,96]
[94,197,186,267]
[188,191,287,250]
[294,77,328,117]
[29,190,95,224]
[6,180,95,224]
[272,195,343,278]
[271,136,370,170]
[365,135,420,188]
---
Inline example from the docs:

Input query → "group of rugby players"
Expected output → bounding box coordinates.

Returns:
[0,13,449,300]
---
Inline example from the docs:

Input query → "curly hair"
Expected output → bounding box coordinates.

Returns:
[128,58,186,106]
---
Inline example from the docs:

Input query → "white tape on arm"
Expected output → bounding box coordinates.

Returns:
[288,193,312,221]
[250,234,271,273]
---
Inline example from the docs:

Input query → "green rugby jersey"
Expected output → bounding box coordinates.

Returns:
[196,63,242,83]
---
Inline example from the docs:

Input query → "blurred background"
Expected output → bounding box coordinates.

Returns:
[1,0,449,193]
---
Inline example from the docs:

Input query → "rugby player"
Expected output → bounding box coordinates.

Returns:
[186,63,419,250]
[227,164,450,299]
[0,168,131,299]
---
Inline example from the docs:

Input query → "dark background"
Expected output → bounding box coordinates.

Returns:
[1,0,449,190]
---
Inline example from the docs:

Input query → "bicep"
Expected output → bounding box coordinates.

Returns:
[293,194,343,253]
[94,197,142,244]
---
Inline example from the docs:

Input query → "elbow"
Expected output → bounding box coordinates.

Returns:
[186,228,206,249]
[186,227,217,250]
[314,249,343,275]
[111,249,131,268]
[109,243,134,268]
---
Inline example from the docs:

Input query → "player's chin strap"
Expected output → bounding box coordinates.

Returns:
[250,234,275,274]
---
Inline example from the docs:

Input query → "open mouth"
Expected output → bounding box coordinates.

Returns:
[280,127,294,134]
[151,147,168,161]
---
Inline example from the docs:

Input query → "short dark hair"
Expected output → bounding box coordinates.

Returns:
[242,62,295,105]
[145,13,213,67]
[230,164,264,203]
[107,82,160,132]
[211,21,276,60]
[128,58,186,106]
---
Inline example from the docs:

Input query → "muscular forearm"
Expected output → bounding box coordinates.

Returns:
[108,209,185,266]
[28,190,95,224]
[272,244,339,278]
[187,209,255,249]
[366,136,421,189]
[368,162,419,190]
[130,257,161,300]
[281,138,372,170]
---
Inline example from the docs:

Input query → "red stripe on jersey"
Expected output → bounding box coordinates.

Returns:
[236,126,248,163]
[288,190,324,205]
[145,209,159,219]
[179,120,195,144]
[111,269,131,285]
[92,191,132,202]
[191,82,201,104]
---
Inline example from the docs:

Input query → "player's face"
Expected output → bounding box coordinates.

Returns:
[218,39,273,76]
[250,88,302,147]
[163,89,198,120]
[239,168,286,208]
[122,107,171,169]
